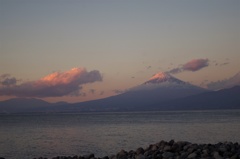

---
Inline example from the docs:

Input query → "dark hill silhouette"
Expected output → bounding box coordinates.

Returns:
[56,85,239,112]
[0,98,69,113]
[152,85,240,111]
[0,98,51,113]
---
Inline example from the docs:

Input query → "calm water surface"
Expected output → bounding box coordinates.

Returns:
[0,110,240,159]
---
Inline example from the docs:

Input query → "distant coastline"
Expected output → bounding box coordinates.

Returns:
[1,85,240,113]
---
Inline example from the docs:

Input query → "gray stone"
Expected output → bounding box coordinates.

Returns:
[136,154,146,159]
[219,146,227,152]
[187,152,197,158]
[169,140,175,146]
[151,145,158,151]
[143,150,150,157]
[163,145,172,151]
[183,145,190,151]
[213,151,223,159]
[128,150,135,158]
[230,154,238,159]
[202,149,208,155]
[180,152,188,158]
[117,150,128,159]
[83,154,94,159]
[162,152,174,158]
[109,155,116,159]
[136,147,145,155]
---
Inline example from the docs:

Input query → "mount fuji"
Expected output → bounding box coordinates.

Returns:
[130,72,202,91]
[54,72,209,112]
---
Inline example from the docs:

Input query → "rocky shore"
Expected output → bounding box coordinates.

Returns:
[21,140,240,159]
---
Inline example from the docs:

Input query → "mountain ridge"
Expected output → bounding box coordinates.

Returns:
[158,85,240,111]
[1,73,239,113]
[49,72,209,112]
[207,71,240,90]
[0,98,69,113]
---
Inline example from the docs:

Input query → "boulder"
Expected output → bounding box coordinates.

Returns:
[136,154,146,159]
[187,152,197,158]
[162,152,174,158]
[116,150,128,159]
[136,147,145,155]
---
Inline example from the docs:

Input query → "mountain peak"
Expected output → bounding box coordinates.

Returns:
[144,72,182,84]
[149,72,171,80]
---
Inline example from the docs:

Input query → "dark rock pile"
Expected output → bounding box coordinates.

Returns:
[33,140,240,159]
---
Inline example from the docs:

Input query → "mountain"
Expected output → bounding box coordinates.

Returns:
[131,72,203,91]
[54,72,208,112]
[125,72,208,106]
[0,98,51,113]
[207,71,240,90]
[144,72,185,85]
[153,85,240,111]
[2,72,239,113]
[0,98,71,113]
[66,84,239,112]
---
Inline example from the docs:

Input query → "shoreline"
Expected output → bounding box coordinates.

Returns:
[30,140,240,159]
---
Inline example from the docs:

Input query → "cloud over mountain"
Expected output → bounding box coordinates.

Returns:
[0,68,102,97]
[0,74,17,86]
[207,71,240,90]
[182,59,209,71]
[168,59,209,74]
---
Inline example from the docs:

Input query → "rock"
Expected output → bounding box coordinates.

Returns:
[151,145,158,151]
[83,154,95,159]
[202,149,208,154]
[35,140,240,159]
[136,154,146,159]
[219,145,228,152]
[169,140,175,146]
[230,154,238,159]
[213,151,223,159]
[180,152,188,158]
[128,150,135,158]
[143,150,151,157]
[187,152,197,158]
[152,150,161,157]
[72,155,79,159]
[171,143,180,152]
[201,149,209,158]
[117,150,128,159]
[157,140,167,149]
[109,155,116,159]
[163,145,172,151]
[136,147,145,155]
[162,152,174,158]
[183,144,190,151]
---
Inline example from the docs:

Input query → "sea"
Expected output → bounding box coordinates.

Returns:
[0,110,240,159]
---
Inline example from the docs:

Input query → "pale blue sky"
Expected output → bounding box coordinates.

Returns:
[0,0,239,102]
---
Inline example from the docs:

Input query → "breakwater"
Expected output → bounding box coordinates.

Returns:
[32,140,240,159]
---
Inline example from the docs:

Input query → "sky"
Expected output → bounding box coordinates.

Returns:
[0,0,239,103]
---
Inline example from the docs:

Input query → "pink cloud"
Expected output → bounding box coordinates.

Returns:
[168,58,209,74]
[0,68,102,97]
[182,59,209,71]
